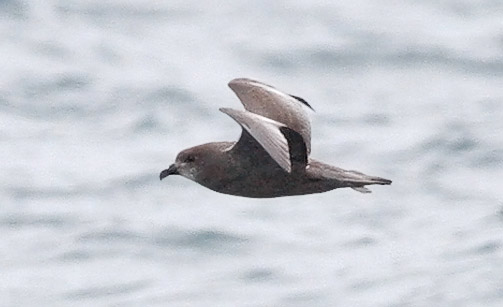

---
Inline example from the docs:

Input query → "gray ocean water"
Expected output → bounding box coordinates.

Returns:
[1,1,503,306]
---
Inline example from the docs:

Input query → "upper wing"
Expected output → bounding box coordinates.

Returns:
[220,108,308,173]
[228,78,312,155]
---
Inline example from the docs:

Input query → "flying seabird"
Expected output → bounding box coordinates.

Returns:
[160,78,391,198]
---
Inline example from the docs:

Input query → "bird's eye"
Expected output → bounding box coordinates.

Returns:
[184,155,195,163]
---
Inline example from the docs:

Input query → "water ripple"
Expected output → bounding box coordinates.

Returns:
[153,228,250,253]
[0,214,73,229]
[64,280,152,300]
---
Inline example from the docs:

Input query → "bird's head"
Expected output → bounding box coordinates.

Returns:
[160,147,201,182]
[160,143,231,183]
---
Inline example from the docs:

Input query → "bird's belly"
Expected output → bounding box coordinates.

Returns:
[209,170,335,198]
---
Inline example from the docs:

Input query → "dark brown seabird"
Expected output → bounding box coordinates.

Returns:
[160,78,391,198]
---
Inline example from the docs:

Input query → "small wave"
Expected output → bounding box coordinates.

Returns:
[0,0,26,19]
[78,229,145,244]
[470,240,501,256]
[0,213,73,229]
[342,236,376,248]
[256,47,503,74]
[241,268,277,282]
[153,228,250,253]
[64,280,152,300]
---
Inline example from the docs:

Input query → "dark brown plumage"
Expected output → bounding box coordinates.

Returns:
[160,78,391,198]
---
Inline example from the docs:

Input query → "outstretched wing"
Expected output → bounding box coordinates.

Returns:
[220,108,307,173]
[228,78,312,155]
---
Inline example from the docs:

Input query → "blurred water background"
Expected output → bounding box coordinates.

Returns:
[1,0,503,306]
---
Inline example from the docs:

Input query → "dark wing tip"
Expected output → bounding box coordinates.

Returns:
[289,95,315,111]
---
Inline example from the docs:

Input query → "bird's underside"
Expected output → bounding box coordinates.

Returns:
[160,78,392,198]
[192,140,391,198]
[207,162,392,198]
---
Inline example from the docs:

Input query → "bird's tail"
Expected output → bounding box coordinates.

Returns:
[307,160,392,194]
[345,171,392,193]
